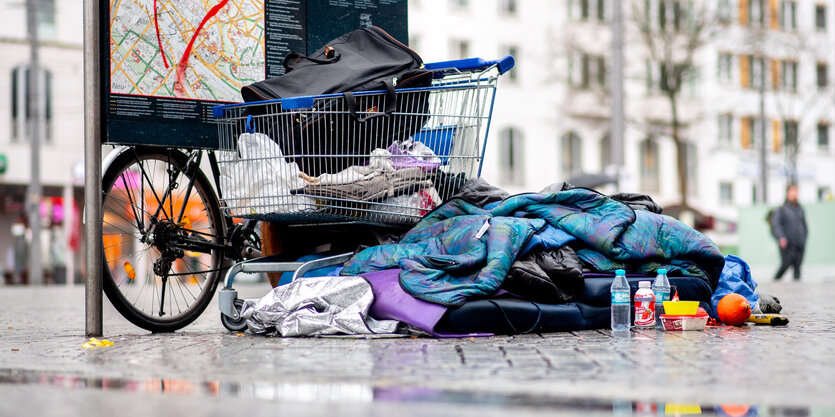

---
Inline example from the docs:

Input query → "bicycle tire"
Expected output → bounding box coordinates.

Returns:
[101,147,225,332]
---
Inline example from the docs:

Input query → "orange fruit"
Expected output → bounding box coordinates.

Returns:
[717,294,751,326]
[720,404,751,416]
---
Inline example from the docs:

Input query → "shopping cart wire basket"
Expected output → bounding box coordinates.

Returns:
[212,56,514,225]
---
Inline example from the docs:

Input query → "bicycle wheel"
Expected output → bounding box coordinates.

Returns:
[101,147,226,332]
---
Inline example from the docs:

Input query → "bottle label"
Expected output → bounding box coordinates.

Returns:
[655,291,670,302]
[634,294,656,326]
[611,291,630,304]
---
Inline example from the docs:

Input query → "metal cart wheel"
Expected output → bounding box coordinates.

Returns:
[101,147,226,332]
[220,299,248,332]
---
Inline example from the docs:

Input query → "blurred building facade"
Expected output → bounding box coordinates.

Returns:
[410,0,834,249]
[0,0,84,283]
[0,0,831,282]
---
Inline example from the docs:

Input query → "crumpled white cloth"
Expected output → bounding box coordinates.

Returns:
[302,149,395,185]
[240,276,400,337]
[219,132,315,215]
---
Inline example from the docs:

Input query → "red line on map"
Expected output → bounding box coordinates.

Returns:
[176,0,229,97]
[153,0,169,68]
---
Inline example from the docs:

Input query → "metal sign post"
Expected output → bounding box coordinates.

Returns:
[84,0,103,337]
[609,0,625,189]
[26,0,43,285]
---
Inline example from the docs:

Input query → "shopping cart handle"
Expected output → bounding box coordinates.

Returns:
[424,55,515,76]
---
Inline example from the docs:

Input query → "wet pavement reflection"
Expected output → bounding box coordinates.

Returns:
[0,370,826,416]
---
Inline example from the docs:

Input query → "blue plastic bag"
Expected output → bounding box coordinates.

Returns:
[711,255,759,317]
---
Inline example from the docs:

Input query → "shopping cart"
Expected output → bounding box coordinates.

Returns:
[98,56,512,332]
[211,56,514,330]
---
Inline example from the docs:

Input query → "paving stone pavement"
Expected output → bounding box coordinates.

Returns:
[0,280,833,416]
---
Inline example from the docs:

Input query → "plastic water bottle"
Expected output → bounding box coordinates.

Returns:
[610,269,631,331]
[652,268,671,329]
[634,281,656,328]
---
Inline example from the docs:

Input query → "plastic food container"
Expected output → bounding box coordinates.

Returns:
[660,312,708,331]
[663,301,699,316]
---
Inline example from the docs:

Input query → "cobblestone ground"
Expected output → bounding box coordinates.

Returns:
[0,280,833,416]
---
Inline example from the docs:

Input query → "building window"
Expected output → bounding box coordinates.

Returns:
[596,0,606,21]
[717,0,732,23]
[717,53,733,82]
[818,186,831,201]
[37,0,56,39]
[718,114,733,145]
[748,0,766,27]
[784,120,798,150]
[10,65,53,142]
[571,53,606,89]
[451,40,469,59]
[751,56,765,89]
[600,134,611,170]
[499,0,517,15]
[646,61,654,92]
[450,0,468,10]
[500,128,524,184]
[640,138,659,192]
[573,0,606,21]
[671,0,684,31]
[686,70,698,97]
[561,132,583,178]
[816,63,828,88]
[647,61,683,93]
[596,56,607,87]
[719,182,734,203]
[741,116,761,150]
[815,4,827,30]
[818,123,830,149]
[781,60,798,91]
[740,55,766,89]
[581,54,591,88]
[504,45,519,82]
[780,1,797,30]
[658,0,667,29]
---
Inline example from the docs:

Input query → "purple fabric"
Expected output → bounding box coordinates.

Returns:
[386,142,442,171]
[362,269,491,338]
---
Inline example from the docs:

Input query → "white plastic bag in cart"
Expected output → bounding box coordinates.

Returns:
[219,132,315,216]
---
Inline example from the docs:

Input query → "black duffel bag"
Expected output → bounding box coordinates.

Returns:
[241,26,433,176]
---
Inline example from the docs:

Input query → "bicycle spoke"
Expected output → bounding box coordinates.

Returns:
[136,157,171,221]
[108,247,154,284]
[119,172,144,231]
[104,192,156,221]
[102,220,144,240]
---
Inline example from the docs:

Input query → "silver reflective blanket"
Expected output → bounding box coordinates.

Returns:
[240,276,399,337]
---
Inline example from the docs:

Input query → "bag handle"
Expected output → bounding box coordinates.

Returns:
[488,300,542,334]
[343,79,397,123]
[282,48,341,73]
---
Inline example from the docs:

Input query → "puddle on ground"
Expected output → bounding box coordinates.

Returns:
[0,370,827,416]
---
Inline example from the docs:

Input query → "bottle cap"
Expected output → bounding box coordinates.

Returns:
[657,268,667,275]
[615,269,626,276]
[639,280,651,288]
